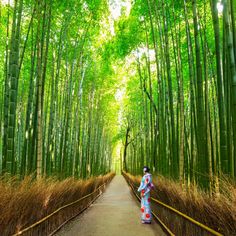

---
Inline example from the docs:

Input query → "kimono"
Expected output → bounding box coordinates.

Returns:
[137,173,153,223]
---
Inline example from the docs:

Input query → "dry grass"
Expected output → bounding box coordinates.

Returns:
[123,172,236,235]
[0,173,115,236]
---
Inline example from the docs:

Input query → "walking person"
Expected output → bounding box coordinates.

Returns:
[138,166,154,224]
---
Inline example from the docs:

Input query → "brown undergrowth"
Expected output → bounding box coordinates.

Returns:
[0,172,115,236]
[123,172,236,236]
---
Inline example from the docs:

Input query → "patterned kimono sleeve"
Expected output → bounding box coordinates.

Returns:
[138,175,151,196]
[138,176,145,192]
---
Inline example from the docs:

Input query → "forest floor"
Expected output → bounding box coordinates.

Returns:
[56,175,165,236]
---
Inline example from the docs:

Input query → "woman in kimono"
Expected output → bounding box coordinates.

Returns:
[137,166,153,224]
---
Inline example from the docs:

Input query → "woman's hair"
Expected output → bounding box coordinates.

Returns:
[143,166,150,173]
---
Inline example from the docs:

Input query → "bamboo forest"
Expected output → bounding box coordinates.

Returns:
[0,0,235,235]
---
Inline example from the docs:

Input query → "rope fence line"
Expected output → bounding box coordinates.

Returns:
[122,172,223,236]
[13,176,114,236]
[151,198,222,236]
[48,191,103,236]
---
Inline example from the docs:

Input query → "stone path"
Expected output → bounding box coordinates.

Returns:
[56,175,166,236]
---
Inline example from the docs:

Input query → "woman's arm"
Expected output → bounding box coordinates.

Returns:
[138,175,151,192]
[138,177,145,192]
[138,175,153,196]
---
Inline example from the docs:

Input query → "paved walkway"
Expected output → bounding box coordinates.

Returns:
[56,175,166,236]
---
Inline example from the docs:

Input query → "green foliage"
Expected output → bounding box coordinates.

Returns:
[0,0,235,188]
